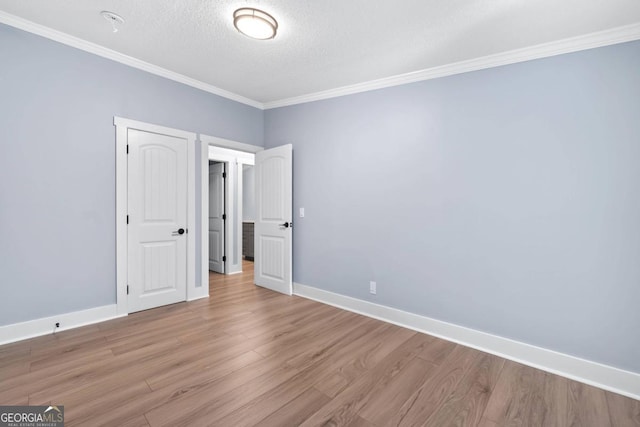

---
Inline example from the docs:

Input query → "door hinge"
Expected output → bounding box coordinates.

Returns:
[126,215,129,224]
[127,285,129,295]
[222,172,226,178]
[126,144,129,154]
[222,214,226,221]
[222,256,226,262]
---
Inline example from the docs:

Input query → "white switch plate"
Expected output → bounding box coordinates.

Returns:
[299,207,305,218]
[369,281,377,295]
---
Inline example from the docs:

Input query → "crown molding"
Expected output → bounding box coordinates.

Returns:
[3,10,639,112]
[264,22,640,109]
[0,11,264,110]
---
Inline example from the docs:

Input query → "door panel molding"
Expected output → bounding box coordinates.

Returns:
[114,116,198,315]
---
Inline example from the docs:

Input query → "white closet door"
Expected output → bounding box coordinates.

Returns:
[127,129,187,312]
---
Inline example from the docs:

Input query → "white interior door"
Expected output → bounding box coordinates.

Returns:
[255,144,292,295]
[127,129,187,313]
[209,162,225,273]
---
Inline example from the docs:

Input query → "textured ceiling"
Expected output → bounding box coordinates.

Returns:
[1,0,640,105]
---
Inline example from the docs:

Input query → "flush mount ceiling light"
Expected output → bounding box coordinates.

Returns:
[233,8,278,40]
[101,11,125,33]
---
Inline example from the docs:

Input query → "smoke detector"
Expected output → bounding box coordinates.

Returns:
[101,11,125,33]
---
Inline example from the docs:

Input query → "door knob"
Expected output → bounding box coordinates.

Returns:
[279,222,291,228]
[172,228,186,236]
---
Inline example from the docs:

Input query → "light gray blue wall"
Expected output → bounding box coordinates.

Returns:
[265,40,640,373]
[243,165,256,222]
[0,23,263,325]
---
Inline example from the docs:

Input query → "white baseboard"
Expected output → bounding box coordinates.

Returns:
[293,283,640,400]
[187,287,210,301]
[226,271,243,276]
[0,304,124,345]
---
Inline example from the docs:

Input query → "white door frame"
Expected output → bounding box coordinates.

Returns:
[200,134,260,285]
[115,117,199,316]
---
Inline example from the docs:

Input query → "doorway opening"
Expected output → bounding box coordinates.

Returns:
[242,164,255,263]
[202,136,256,282]
[199,134,293,296]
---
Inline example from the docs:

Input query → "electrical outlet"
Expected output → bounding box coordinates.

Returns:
[55,322,60,328]
[369,281,377,295]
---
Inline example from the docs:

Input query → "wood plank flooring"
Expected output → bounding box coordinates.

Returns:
[1,260,638,426]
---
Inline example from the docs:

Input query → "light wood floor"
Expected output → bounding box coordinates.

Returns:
[1,260,638,426]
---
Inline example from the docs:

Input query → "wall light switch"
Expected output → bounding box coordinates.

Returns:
[299,207,305,218]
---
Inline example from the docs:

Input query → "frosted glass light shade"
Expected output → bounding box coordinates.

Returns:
[233,8,278,40]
